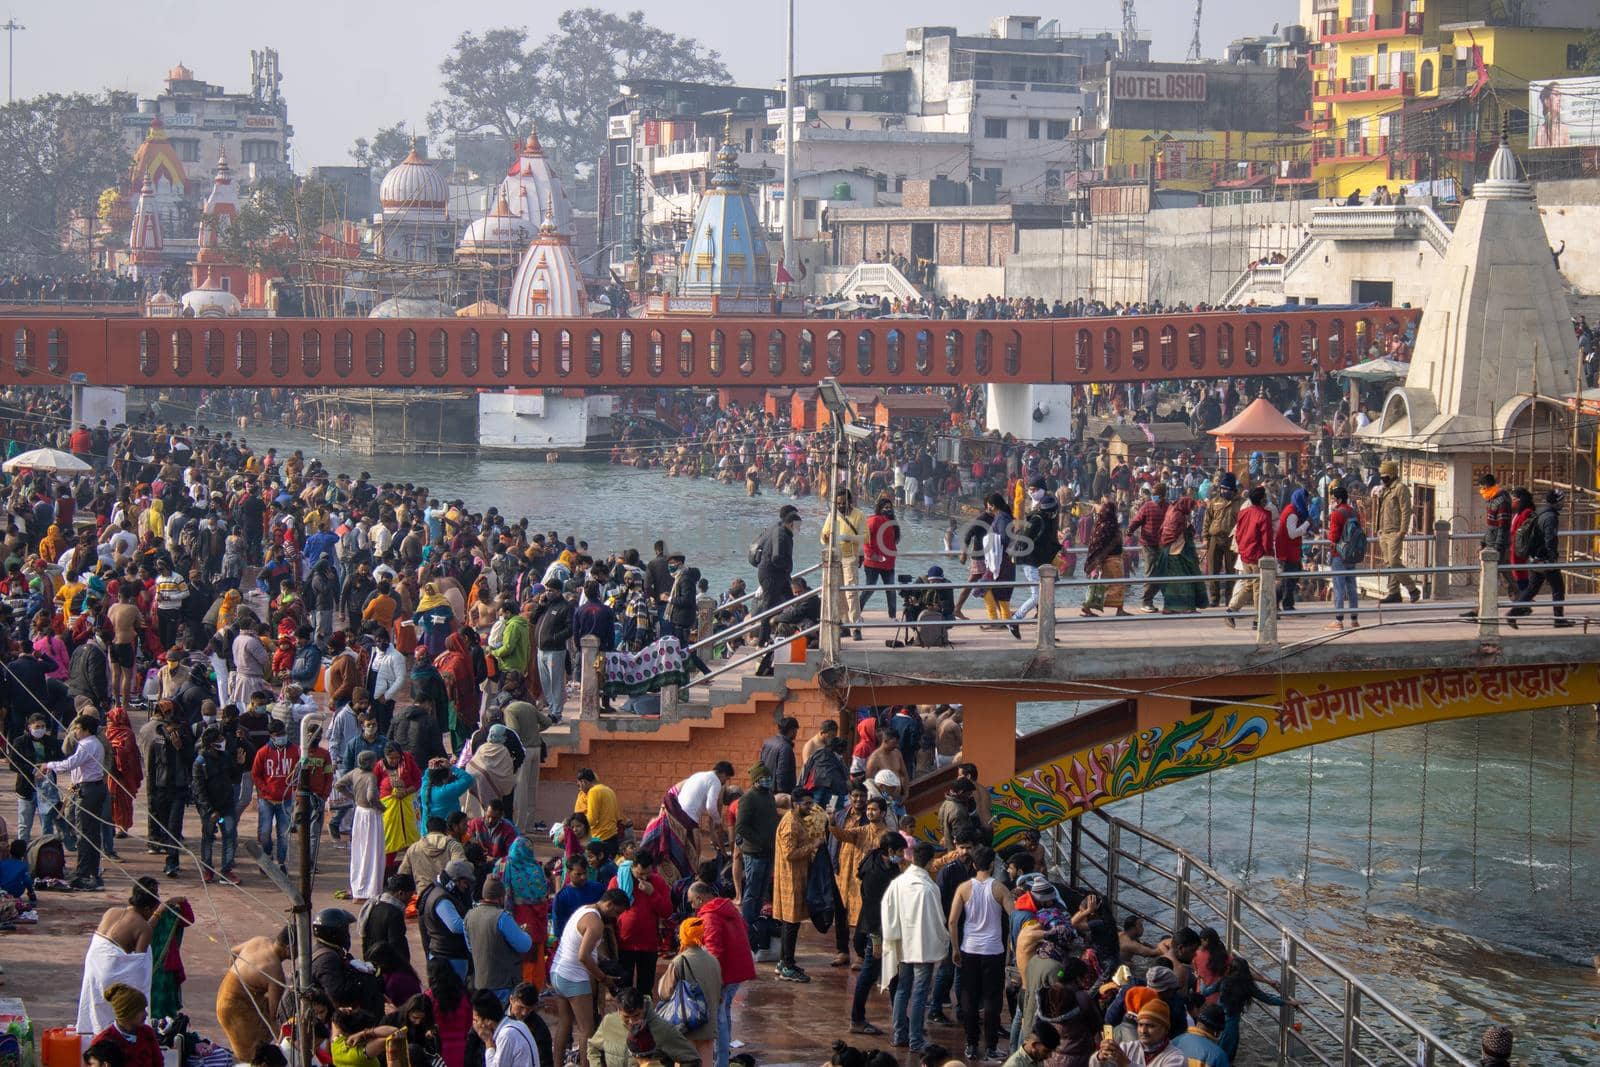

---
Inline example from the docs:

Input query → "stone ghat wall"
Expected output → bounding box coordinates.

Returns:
[549,682,841,825]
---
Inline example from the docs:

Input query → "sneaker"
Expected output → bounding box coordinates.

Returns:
[1141,605,1159,614]
[927,1011,955,1026]
[775,963,810,983]
[985,1049,1000,1062]
[964,1047,979,1062]
[1378,593,1402,605]
[203,871,216,885]
[1554,619,1577,628]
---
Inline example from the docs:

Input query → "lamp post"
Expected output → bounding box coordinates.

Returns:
[3,19,23,104]
[782,0,795,280]
[817,377,851,660]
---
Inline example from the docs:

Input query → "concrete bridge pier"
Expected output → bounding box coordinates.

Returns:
[986,383,1074,442]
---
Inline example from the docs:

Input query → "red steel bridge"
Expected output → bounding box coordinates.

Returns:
[0,307,1421,389]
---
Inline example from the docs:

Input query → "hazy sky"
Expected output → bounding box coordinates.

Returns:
[23,0,1297,168]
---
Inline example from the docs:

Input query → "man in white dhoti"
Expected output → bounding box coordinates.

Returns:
[337,750,385,902]
[77,877,162,1035]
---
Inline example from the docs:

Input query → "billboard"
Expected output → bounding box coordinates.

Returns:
[1528,76,1600,149]
[1111,70,1207,102]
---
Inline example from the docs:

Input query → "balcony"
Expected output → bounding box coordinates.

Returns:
[1274,161,1316,185]
[1313,72,1414,102]
[1308,205,1452,256]
[1318,11,1423,42]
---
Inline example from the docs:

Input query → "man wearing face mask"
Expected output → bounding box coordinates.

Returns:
[418,859,477,979]
[1374,459,1420,604]
[8,711,63,841]
[193,725,238,883]
[250,719,298,870]
[1014,476,1062,623]
[754,506,801,677]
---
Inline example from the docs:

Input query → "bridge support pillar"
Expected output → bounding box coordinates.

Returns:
[985,383,1074,443]
[963,693,1019,788]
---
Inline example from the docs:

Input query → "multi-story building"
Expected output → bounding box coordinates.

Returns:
[1307,0,1599,199]
[1083,59,1313,197]
[113,52,292,185]
[602,17,1158,281]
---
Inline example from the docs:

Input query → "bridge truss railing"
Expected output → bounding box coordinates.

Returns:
[1051,810,1475,1067]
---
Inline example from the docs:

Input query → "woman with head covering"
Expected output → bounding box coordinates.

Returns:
[38,523,66,566]
[493,837,552,986]
[1147,493,1205,614]
[466,723,519,816]
[1080,496,1127,617]
[851,716,877,776]
[413,582,455,661]
[656,916,723,1061]
[433,631,481,737]
[1274,486,1313,611]
[103,705,143,835]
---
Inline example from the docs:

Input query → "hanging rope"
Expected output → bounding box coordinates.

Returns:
[1302,747,1315,893]
[1206,768,1215,866]
[1471,718,1482,892]
[1415,723,1430,892]
[1137,791,1146,862]
[1527,712,1537,894]
[1567,707,1577,900]
[1365,732,1377,888]
[1244,761,1259,881]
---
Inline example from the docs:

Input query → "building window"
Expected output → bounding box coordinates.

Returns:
[1044,169,1062,190]
[894,175,905,192]
[241,140,278,163]
[981,166,1002,186]
[874,173,888,192]
[613,194,624,216]
[1027,119,1041,139]
[983,117,1008,139]
[801,198,818,221]
[174,101,191,114]
[1568,44,1589,71]
[1047,119,1070,139]
[614,143,631,166]
[1508,108,1529,136]
[171,138,200,162]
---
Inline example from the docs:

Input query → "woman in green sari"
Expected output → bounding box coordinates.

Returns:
[149,898,195,1019]
[1149,493,1206,613]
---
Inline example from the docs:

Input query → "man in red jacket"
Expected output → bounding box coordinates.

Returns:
[250,718,299,868]
[1225,486,1274,628]
[690,881,756,1067]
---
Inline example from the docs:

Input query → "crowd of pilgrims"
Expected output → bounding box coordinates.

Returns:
[0,376,1530,1067]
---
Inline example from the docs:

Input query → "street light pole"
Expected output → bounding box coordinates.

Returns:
[782,0,795,280]
[3,19,24,104]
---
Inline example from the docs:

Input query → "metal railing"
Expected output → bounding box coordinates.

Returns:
[1050,810,1474,1066]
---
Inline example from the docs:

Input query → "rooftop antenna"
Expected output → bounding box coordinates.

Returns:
[1120,0,1137,58]
[1186,0,1203,61]
[3,18,24,103]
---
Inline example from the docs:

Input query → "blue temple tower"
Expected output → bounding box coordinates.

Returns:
[649,135,800,315]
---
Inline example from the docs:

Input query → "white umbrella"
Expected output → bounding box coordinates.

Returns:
[1335,358,1410,383]
[2,447,92,473]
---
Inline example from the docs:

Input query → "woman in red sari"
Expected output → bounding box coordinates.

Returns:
[104,705,143,833]
[433,630,482,737]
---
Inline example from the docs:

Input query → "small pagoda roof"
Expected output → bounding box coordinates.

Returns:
[1208,397,1309,440]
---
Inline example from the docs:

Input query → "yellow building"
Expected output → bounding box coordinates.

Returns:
[1310,1,1598,199]
[1092,61,1317,199]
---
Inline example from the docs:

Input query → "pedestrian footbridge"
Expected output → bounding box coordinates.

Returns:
[544,535,1599,848]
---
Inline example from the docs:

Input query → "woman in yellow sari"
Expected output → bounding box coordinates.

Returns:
[38,523,66,564]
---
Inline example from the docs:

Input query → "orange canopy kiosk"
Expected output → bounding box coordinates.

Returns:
[1208,396,1310,476]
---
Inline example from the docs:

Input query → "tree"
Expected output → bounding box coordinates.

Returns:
[429,10,731,178]
[223,177,348,316]
[350,121,419,177]
[0,93,125,269]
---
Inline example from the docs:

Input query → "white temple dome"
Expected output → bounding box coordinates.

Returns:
[380,147,449,221]
[370,296,454,319]
[460,189,532,252]
[181,271,242,317]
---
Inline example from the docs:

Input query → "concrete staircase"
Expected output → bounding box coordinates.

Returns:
[539,651,820,758]
[834,261,926,303]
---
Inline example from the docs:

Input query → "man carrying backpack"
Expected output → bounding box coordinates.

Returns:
[1325,486,1363,630]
